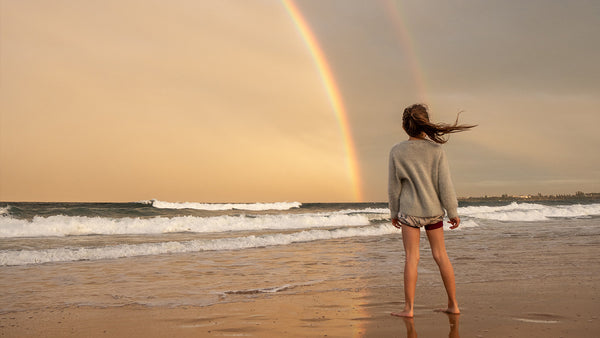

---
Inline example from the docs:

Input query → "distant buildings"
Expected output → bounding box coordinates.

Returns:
[459,192,600,202]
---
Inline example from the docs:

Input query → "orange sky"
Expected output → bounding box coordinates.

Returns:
[1,0,599,202]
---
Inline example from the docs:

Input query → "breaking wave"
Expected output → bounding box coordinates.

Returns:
[0,213,370,238]
[0,206,10,217]
[458,202,600,221]
[149,200,302,211]
[0,224,398,266]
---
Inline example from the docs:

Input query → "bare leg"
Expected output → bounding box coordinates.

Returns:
[392,224,420,317]
[426,227,460,314]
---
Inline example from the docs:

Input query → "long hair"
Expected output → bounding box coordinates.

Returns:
[402,104,476,144]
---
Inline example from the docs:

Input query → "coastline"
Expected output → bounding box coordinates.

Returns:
[2,272,599,337]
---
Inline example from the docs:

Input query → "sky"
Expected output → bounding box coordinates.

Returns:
[1,0,599,203]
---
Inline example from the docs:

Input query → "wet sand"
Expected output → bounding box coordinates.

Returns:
[2,271,598,337]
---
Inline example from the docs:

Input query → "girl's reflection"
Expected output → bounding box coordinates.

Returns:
[401,313,460,338]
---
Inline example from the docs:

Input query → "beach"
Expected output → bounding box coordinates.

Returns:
[2,272,599,337]
[1,201,599,337]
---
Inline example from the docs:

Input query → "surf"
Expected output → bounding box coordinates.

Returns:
[0,224,397,266]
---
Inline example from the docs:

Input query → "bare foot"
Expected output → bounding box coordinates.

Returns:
[434,307,460,315]
[391,310,414,318]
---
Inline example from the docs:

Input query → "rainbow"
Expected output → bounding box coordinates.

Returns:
[383,0,428,103]
[282,0,363,202]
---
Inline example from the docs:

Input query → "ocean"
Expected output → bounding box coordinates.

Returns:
[1,199,599,314]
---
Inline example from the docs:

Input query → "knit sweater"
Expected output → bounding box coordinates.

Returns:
[388,139,459,220]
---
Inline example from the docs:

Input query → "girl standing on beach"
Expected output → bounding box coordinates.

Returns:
[388,104,475,317]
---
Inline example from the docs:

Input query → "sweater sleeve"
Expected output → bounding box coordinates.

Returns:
[437,150,459,219]
[388,149,401,219]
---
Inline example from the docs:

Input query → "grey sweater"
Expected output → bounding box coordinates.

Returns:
[388,139,459,220]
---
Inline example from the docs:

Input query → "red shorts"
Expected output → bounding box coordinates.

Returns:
[424,220,443,231]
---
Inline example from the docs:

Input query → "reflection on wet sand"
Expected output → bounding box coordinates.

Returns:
[400,313,460,338]
[401,317,417,338]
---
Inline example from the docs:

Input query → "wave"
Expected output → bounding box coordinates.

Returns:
[0,224,399,266]
[444,219,479,229]
[149,200,302,211]
[223,285,296,295]
[345,202,600,223]
[136,200,154,205]
[458,202,600,221]
[348,202,600,223]
[0,213,370,238]
[221,280,321,295]
[0,205,10,217]
[335,207,389,215]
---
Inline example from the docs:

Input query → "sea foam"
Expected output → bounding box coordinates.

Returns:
[0,206,10,217]
[458,202,600,221]
[443,219,479,230]
[150,200,302,211]
[0,224,398,266]
[0,213,370,238]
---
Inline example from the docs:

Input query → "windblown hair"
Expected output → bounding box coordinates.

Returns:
[402,104,476,144]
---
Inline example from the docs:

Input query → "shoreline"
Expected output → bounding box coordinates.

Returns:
[2,272,599,337]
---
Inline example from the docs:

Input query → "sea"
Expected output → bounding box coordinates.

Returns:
[1,199,599,313]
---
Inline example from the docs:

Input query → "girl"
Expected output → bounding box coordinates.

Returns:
[388,103,475,317]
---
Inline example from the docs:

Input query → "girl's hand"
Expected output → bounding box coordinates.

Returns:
[448,217,460,229]
[391,218,402,229]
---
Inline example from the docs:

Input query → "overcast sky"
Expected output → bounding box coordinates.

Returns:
[1,0,599,202]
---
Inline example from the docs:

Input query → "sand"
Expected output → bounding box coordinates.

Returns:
[2,271,599,337]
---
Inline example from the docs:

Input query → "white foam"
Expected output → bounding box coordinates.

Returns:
[0,225,399,266]
[443,219,479,230]
[333,208,389,223]
[458,202,600,221]
[513,318,559,324]
[335,208,389,215]
[136,200,153,205]
[150,200,301,211]
[0,206,10,217]
[221,280,321,295]
[0,213,370,238]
